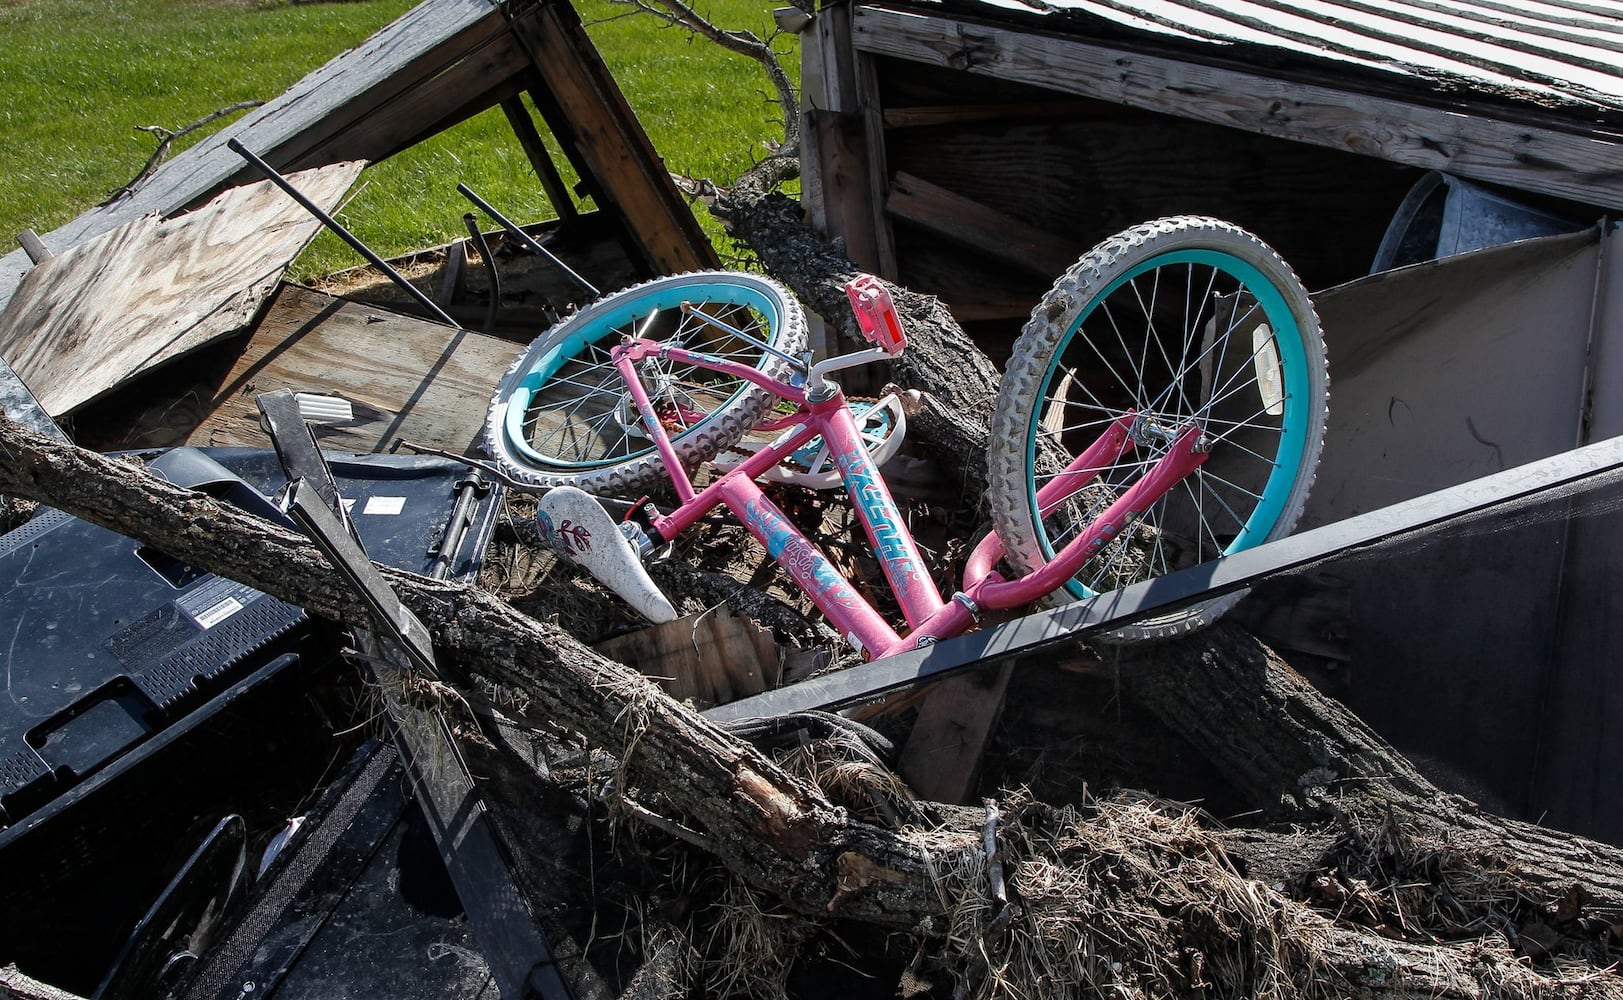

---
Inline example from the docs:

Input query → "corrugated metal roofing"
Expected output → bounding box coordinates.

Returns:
[924,0,1623,120]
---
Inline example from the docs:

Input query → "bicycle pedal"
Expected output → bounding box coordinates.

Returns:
[536,486,678,624]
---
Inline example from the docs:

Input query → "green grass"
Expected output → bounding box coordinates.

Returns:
[0,0,798,278]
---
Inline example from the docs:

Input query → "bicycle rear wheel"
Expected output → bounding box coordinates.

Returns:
[987,217,1329,641]
[485,271,808,497]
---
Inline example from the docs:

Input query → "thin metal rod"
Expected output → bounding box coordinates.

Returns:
[463,212,501,330]
[457,182,599,299]
[227,139,462,329]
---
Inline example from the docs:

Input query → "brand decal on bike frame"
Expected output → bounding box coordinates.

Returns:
[840,445,923,598]
[537,510,592,555]
[743,496,864,609]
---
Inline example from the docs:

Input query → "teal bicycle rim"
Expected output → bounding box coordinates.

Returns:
[1025,248,1313,600]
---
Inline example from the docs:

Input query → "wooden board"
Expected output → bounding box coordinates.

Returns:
[0,163,364,417]
[184,283,522,455]
[886,171,1081,280]
[896,660,1015,804]
[507,3,717,276]
[594,609,781,708]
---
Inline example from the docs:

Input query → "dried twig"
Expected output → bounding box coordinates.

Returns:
[101,100,264,204]
[597,0,798,156]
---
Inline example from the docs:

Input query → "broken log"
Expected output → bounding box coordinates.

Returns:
[4,413,1623,997]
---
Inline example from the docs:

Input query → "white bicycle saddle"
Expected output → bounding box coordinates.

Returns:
[535,486,677,624]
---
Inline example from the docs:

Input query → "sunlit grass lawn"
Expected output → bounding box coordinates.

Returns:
[0,0,797,278]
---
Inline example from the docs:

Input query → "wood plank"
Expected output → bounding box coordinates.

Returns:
[896,661,1015,804]
[855,47,899,279]
[594,609,781,708]
[0,0,518,311]
[15,231,50,264]
[807,109,885,273]
[507,4,717,275]
[886,171,1082,279]
[0,162,364,417]
[851,6,1623,212]
[185,283,522,455]
[502,94,580,224]
[882,100,1123,128]
[803,4,894,283]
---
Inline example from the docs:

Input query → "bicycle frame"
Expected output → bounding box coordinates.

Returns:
[612,338,1208,660]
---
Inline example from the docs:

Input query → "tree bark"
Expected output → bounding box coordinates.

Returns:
[1113,628,1623,935]
[0,414,948,925]
[4,413,1623,998]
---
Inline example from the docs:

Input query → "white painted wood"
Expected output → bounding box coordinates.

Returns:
[0,162,364,416]
[850,6,1623,211]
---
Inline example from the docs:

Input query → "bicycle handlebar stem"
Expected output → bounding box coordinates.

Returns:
[806,347,893,402]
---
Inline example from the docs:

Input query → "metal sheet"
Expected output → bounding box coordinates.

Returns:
[1534,231,1623,835]
[1308,228,1600,524]
[913,0,1623,117]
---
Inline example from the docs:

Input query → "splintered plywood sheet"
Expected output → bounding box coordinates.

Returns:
[0,161,364,416]
[185,284,522,455]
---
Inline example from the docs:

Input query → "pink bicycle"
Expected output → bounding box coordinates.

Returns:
[484,217,1329,651]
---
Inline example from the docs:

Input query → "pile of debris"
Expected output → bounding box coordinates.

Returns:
[2,1,1623,998]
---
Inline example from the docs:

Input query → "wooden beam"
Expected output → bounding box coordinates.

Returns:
[806,109,883,272]
[594,609,780,708]
[896,661,1015,804]
[882,99,1123,129]
[855,47,898,278]
[885,171,1081,279]
[850,6,1623,212]
[802,6,895,278]
[15,231,50,265]
[501,94,580,225]
[505,2,716,275]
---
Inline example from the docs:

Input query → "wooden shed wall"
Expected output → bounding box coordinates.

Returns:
[802,0,1623,358]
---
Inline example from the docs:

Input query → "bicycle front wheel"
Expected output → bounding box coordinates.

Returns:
[485,271,808,497]
[987,217,1329,641]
